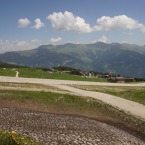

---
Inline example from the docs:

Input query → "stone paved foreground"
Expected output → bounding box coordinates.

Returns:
[0,107,144,145]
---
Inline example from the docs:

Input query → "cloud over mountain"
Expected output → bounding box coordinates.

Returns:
[49,37,62,43]
[47,12,145,34]
[93,15,144,32]
[47,11,92,33]
[91,35,108,43]
[97,35,108,43]
[18,12,145,36]
[0,39,41,53]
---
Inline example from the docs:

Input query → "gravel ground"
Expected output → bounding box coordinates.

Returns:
[0,107,144,145]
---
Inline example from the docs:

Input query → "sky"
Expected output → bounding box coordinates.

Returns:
[1,0,145,53]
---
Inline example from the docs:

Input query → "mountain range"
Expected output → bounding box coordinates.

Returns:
[0,42,145,78]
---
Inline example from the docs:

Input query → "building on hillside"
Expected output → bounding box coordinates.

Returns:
[107,72,134,83]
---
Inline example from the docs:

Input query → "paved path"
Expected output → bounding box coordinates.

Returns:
[15,71,19,77]
[1,76,145,86]
[55,85,145,120]
[0,76,145,120]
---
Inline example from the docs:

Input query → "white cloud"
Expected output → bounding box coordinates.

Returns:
[17,13,145,35]
[16,41,29,47]
[47,11,92,33]
[0,40,41,53]
[33,18,44,29]
[121,41,129,44]
[141,26,145,33]
[30,39,40,43]
[18,18,30,28]
[47,12,145,33]
[94,15,144,31]
[49,37,62,43]
[91,35,108,43]
[97,35,108,43]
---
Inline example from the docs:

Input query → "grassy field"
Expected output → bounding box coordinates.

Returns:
[0,68,106,82]
[0,87,145,137]
[72,85,145,105]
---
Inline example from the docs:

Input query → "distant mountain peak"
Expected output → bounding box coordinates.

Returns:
[62,43,77,47]
[88,42,109,49]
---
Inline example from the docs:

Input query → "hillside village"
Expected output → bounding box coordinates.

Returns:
[1,61,144,83]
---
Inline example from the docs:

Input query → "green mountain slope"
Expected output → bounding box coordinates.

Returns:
[0,42,145,78]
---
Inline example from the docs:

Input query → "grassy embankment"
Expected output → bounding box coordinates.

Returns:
[72,85,145,105]
[0,68,106,82]
[0,83,145,140]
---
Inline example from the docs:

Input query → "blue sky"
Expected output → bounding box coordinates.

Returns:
[0,0,145,53]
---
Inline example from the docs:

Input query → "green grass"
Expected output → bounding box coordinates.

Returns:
[0,90,104,112]
[0,68,106,82]
[0,68,16,77]
[0,130,42,145]
[73,85,145,105]
[0,89,145,135]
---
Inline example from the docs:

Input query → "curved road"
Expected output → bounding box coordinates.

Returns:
[0,76,145,120]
